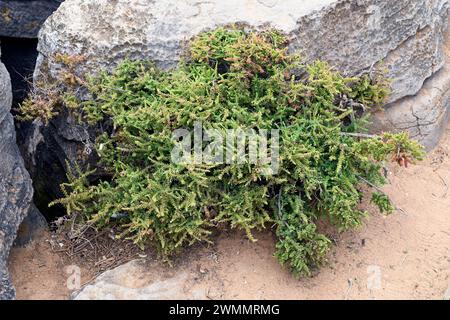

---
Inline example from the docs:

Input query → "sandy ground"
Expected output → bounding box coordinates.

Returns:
[7,230,94,300]
[9,124,450,300]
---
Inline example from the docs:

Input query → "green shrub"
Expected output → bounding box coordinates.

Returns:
[371,192,395,215]
[24,28,424,276]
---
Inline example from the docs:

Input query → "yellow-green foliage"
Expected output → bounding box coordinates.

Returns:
[17,53,86,124]
[28,28,424,276]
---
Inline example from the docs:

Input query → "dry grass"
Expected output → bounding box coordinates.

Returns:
[48,214,143,278]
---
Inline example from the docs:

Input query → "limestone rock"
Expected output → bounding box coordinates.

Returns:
[0,0,63,38]
[372,38,450,150]
[73,260,207,300]
[290,0,448,103]
[0,44,34,300]
[35,0,448,103]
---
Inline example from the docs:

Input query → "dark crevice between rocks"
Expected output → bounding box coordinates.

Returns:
[0,37,38,156]
[31,121,76,223]
[0,2,65,240]
[0,36,37,145]
[0,36,64,226]
[0,37,37,107]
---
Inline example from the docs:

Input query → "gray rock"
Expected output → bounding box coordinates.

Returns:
[0,44,34,300]
[371,34,450,150]
[380,13,448,103]
[73,260,207,300]
[0,0,63,38]
[35,0,448,104]
[13,203,47,247]
[290,0,449,103]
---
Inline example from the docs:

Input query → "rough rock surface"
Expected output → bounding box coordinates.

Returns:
[73,260,206,300]
[289,0,449,103]
[372,33,450,150]
[0,45,34,300]
[35,0,448,103]
[13,203,47,247]
[0,0,63,38]
[26,0,449,206]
